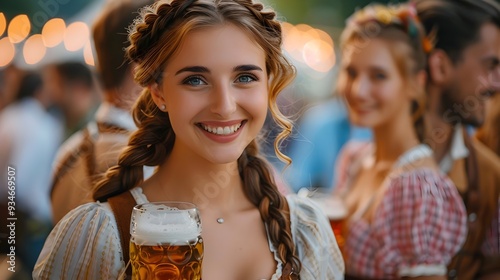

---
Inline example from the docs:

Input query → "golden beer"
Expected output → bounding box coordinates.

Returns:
[130,238,203,280]
[130,202,203,280]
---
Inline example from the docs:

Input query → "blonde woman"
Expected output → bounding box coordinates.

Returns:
[335,4,467,279]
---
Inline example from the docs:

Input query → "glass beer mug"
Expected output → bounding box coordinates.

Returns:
[130,202,203,280]
[298,188,347,254]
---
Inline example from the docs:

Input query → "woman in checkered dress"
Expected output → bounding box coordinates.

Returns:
[334,3,468,279]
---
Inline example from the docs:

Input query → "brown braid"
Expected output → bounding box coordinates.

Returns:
[238,141,301,278]
[93,0,300,276]
[93,91,174,201]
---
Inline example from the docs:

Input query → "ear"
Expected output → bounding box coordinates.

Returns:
[427,49,454,85]
[149,83,167,111]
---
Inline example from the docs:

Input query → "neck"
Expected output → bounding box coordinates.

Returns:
[423,84,455,163]
[423,111,455,163]
[372,114,420,165]
[150,146,249,214]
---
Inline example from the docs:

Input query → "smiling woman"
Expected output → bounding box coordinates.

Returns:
[33,1,344,279]
[334,3,467,280]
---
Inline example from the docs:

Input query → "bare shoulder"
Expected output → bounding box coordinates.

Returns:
[399,156,440,174]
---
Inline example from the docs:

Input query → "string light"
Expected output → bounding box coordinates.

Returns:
[8,14,31,44]
[63,21,89,51]
[0,13,6,37]
[0,37,15,67]
[42,18,66,47]
[23,34,46,64]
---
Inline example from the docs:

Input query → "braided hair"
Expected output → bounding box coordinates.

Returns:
[93,0,300,277]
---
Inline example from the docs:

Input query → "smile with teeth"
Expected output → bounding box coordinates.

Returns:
[201,123,242,135]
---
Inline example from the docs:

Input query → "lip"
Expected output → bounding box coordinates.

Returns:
[196,120,246,144]
[351,107,372,115]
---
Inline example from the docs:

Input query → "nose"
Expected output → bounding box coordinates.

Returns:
[350,75,369,99]
[210,83,237,118]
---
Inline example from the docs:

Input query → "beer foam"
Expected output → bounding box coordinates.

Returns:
[131,204,201,245]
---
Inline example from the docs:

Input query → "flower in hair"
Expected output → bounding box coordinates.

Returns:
[345,4,434,54]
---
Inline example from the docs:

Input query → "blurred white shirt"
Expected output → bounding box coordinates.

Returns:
[0,98,63,222]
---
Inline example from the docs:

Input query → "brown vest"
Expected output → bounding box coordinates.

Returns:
[447,135,500,279]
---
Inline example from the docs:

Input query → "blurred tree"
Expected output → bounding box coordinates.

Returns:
[267,0,404,27]
[0,0,96,33]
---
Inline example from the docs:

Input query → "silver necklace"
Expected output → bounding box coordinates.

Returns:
[216,217,224,224]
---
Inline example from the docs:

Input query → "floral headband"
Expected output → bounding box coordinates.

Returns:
[346,4,433,54]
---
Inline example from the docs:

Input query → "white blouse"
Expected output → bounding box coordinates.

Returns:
[33,187,344,279]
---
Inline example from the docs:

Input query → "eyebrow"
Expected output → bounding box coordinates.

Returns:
[175,64,263,76]
[175,66,209,75]
[483,56,500,67]
[233,64,263,72]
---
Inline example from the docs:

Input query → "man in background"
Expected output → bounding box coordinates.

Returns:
[416,0,500,278]
[51,0,154,223]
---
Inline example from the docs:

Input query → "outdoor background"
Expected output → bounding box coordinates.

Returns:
[0,0,405,102]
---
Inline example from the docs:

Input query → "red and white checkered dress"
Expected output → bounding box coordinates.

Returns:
[335,142,467,279]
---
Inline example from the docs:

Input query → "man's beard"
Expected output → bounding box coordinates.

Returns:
[439,86,484,128]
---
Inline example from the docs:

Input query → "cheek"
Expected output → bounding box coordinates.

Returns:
[243,90,268,124]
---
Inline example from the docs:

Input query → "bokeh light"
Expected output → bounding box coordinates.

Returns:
[63,21,89,51]
[282,22,336,73]
[8,14,31,44]
[0,37,15,67]
[42,18,66,47]
[0,13,6,37]
[83,40,94,66]
[23,34,47,65]
[303,39,336,73]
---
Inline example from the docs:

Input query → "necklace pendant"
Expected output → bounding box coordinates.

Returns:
[216,218,224,224]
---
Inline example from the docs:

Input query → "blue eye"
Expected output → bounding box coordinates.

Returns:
[236,75,256,84]
[183,76,206,86]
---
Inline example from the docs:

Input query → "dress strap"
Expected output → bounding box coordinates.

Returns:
[108,191,137,277]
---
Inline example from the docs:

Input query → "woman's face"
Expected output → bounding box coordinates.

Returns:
[338,38,413,128]
[151,24,269,164]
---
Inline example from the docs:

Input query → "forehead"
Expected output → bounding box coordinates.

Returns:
[165,24,266,72]
[463,23,500,58]
[343,38,399,71]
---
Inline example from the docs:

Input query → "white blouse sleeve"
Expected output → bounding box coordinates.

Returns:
[33,202,125,280]
[287,195,345,279]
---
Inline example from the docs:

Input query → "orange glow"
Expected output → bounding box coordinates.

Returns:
[0,13,6,37]
[0,37,15,67]
[315,29,334,48]
[295,23,313,33]
[23,34,47,65]
[8,14,31,43]
[303,39,336,73]
[63,21,89,51]
[282,23,337,73]
[283,25,306,62]
[83,40,94,66]
[42,18,66,47]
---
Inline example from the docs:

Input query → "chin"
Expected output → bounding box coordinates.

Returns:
[206,149,245,165]
[350,117,374,128]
